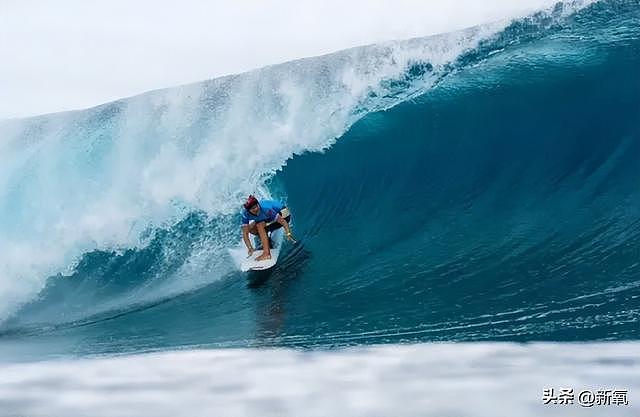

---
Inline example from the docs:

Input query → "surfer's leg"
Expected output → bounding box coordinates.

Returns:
[264,216,281,249]
[255,222,272,261]
[247,222,264,249]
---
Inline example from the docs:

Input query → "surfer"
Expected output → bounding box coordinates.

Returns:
[241,195,295,261]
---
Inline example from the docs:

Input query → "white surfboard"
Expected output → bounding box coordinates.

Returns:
[237,228,284,272]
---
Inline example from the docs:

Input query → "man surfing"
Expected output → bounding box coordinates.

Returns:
[241,195,295,261]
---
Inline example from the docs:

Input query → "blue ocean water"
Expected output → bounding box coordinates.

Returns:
[0,0,638,365]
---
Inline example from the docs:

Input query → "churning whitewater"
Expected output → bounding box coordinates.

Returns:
[0,0,638,360]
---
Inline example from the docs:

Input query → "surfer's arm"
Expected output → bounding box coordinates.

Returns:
[276,215,295,241]
[242,225,254,252]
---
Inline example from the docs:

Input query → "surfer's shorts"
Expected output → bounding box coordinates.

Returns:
[265,207,291,233]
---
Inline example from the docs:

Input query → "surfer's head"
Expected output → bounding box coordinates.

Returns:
[243,195,260,214]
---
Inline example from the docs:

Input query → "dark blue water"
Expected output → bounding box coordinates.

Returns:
[1,0,638,360]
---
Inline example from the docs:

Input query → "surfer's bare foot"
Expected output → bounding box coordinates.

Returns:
[256,253,272,261]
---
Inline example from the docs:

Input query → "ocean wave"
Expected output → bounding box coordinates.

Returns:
[0,1,638,354]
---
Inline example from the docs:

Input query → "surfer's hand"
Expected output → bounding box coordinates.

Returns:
[247,247,254,257]
[286,232,296,243]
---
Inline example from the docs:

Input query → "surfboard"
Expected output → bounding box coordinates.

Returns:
[238,228,284,272]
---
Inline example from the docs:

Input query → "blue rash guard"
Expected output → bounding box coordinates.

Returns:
[241,200,285,226]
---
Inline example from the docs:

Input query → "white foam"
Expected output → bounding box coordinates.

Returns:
[0,342,637,417]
